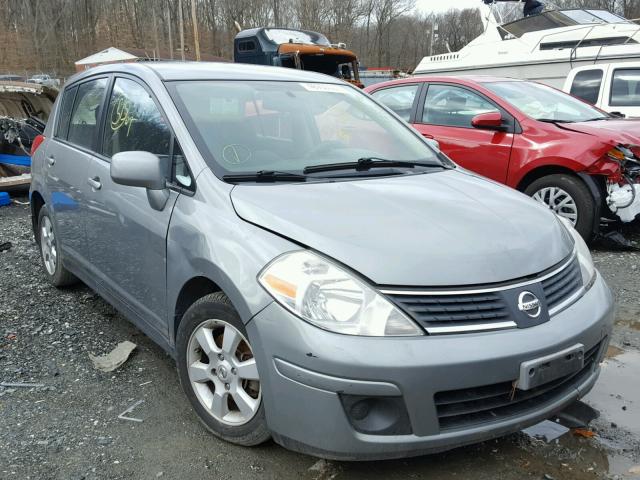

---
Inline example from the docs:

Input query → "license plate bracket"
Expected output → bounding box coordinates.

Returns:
[518,344,584,391]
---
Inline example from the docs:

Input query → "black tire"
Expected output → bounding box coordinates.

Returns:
[37,205,77,287]
[524,174,595,242]
[176,292,270,446]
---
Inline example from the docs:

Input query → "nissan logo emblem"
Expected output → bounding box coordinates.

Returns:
[517,291,541,318]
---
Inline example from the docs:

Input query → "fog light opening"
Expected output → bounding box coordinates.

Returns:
[349,400,371,421]
[340,394,412,435]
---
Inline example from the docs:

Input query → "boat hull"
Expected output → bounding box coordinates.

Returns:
[414,54,640,89]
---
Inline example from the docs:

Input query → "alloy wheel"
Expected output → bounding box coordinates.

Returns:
[187,319,261,426]
[40,216,57,275]
[532,186,578,225]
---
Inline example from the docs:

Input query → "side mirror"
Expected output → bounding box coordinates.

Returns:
[111,151,167,190]
[471,111,504,131]
[110,151,169,211]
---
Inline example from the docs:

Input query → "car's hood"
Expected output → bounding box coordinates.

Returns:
[230,170,574,287]
[558,119,640,145]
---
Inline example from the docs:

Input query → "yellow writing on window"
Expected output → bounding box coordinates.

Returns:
[111,97,136,136]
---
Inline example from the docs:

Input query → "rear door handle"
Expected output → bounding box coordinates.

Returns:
[421,133,435,139]
[47,156,55,166]
[87,177,102,190]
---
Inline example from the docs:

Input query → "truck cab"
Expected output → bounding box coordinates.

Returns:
[234,27,363,88]
[564,62,640,118]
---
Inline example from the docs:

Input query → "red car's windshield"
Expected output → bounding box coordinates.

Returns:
[484,81,609,123]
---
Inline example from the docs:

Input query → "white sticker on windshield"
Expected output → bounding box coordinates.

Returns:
[299,83,347,93]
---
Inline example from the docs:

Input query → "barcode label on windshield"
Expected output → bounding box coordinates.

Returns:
[300,83,346,93]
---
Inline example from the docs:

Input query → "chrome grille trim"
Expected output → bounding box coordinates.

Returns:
[547,271,596,317]
[382,249,586,335]
[379,249,577,296]
[425,321,517,335]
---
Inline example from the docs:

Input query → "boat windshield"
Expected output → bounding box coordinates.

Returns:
[500,9,629,39]
[566,10,629,24]
[484,81,609,123]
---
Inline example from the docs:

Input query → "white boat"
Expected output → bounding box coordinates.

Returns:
[414,1,640,89]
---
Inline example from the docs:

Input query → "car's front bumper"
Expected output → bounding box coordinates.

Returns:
[246,273,614,460]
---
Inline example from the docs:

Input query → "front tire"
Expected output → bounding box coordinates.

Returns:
[176,292,270,446]
[524,174,595,241]
[37,205,77,287]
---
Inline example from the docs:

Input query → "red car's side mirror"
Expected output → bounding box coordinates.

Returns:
[471,112,504,130]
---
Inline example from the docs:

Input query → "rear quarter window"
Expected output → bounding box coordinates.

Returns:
[54,86,78,140]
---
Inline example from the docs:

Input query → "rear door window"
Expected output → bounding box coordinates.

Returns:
[570,69,603,105]
[610,69,640,106]
[54,86,77,140]
[370,84,419,121]
[67,78,108,150]
[421,84,498,128]
[102,77,171,158]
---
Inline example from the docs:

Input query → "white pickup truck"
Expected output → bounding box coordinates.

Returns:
[563,63,640,118]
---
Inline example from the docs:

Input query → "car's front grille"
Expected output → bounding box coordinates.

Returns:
[382,252,583,334]
[385,292,511,332]
[542,256,582,310]
[433,341,602,432]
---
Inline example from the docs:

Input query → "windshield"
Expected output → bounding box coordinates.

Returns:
[484,81,608,122]
[586,10,629,23]
[564,9,628,24]
[264,29,330,46]
[500,9,629,39]
[169,81,439,176]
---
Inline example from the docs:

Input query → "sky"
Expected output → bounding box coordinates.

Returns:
[414,0,484,15]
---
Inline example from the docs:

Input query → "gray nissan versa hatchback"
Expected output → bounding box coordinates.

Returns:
[29,62,613,460]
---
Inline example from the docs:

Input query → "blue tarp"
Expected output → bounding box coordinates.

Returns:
[0,154,31,167]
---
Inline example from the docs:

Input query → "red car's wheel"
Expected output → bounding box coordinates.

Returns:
[525,174,596,242]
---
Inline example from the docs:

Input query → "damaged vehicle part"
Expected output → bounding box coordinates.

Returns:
[0,81,56,187]
[366,77,640,241]
[600,146,640,223]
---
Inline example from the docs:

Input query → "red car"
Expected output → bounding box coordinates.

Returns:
[365,76,640,240]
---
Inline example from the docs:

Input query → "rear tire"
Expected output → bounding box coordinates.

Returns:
[524,174,595,241]
[176,292,270,446]
[37,205,77,287]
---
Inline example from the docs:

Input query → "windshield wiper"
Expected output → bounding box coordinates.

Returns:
[537,118,574,124]
[581,117,611,122]
[303,157,441,174]
[223,170,308,183]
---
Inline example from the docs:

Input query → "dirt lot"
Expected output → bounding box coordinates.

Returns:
[1,193,640,480]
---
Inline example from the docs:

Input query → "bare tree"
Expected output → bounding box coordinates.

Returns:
[2,0,640,76]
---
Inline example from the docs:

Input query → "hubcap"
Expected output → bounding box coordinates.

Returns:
[40,216,57,275]
[532,187,578,225]
[187,319,260,426]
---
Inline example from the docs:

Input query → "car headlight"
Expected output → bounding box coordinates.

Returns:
[258,250,424,336]
[556,216,596,289]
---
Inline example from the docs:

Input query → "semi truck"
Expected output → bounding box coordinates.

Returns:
[234,27,363,88]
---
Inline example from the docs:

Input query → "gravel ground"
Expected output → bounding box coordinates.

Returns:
[1,193,639,480]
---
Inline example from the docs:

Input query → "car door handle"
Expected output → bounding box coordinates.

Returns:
[47,156,55,166]
[87,177,102,190]
[421,133,435,139]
